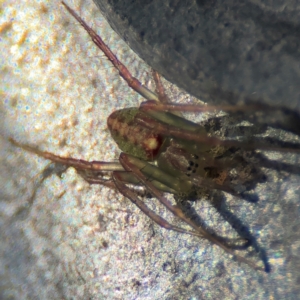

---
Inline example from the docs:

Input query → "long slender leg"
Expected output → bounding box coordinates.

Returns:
[151,69,186,119]
[12,141,209,237]
[140,100,271,114]
[151,70,171,103]
[77,173,117,190]
[135,109,300,153]
[10,137,179,193]
[10,137,178,195]
[10,138,124,172]
[119,152,265,271]
[62,1,159,102]
[113,173,205,238]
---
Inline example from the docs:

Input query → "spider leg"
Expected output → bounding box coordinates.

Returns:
[10,138,124,172]
[77,173,117,190]
[113,173,205,238]
[136,106,300,153]
[141,100,268,114]
[151,70,171,104]
[10,139,207,237]
[62,1,159,102]
[10,138,180,194]
[119,152,265,271]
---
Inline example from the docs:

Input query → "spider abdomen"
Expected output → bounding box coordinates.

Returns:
[107,108,164,161]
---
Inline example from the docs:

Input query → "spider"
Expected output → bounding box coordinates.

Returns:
[10,1,300,273]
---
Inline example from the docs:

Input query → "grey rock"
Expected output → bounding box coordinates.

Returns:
[94,0,300,134]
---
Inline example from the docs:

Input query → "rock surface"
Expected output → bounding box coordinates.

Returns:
[94,0,300,133]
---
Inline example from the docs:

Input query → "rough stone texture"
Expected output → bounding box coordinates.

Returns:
[1,0,300,299]
[94,0,300,134]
